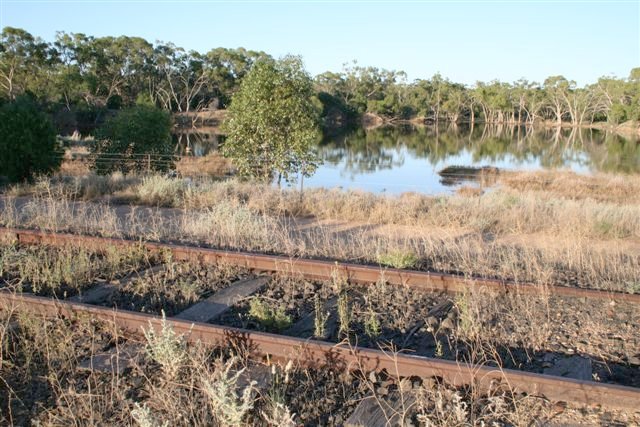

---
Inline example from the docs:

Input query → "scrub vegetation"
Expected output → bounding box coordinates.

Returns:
[1,22,639,427]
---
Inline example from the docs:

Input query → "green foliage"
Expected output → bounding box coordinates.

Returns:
[377,250,418,269]
[143,312,186,378]
[3,26,640,127]
[222,56,322,181]
[1,27,53,100]
[609,103,627,124]
[93,105,173,174]
[0,96,60,182]
[364,303,380,339]
[316,91,358,128]
[249,298,292,331]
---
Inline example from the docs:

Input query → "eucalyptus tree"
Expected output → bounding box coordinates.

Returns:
[90,35,155,106]
[512,79,546,124]
[222,55,321,181]
[51,32,155,107]
[564,86,600,126]
[53,32,89,109]
[439,80,467,123]
[594,71,640,123]
[543,76,572,125]
[626,68,640,121]
[472,81,513,123]
[153,43,208,114]
[204,47,270,107]
[0,27,53,100]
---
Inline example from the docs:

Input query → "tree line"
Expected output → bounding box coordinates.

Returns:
[2,26,639,129]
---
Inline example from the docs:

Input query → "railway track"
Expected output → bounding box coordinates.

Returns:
[1,290,639,412]
[1,226,640,418]
[1,226,639,303]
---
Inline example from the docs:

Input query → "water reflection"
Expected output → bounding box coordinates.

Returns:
[175,124,640,194]
[312,125,640,193]
[173,132,223,157]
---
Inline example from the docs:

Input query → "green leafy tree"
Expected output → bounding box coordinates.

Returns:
[204,47,271,107]
[1,27,54,100]
[0,96,60,182]
[93,105,173,174]
[222,55,321,181]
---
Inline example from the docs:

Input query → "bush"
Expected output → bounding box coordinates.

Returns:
[93,105,173,174]
[0,96,60,183]
[376,250,419,269]
[222,56,321,181]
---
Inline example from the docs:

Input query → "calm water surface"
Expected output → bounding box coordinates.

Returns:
[176,124,640,195]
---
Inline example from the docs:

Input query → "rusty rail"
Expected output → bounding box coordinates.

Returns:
[1,227,638,303]
[1,291,639,410]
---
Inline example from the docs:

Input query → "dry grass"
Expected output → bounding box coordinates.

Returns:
[5,172,640,240]
[2,192,639,293]
[2,303,636,426]
[0,243,149,297]
[0,169,638,423]
[6,173,139,202]
[499,170,640,204]
[176,153,233,178]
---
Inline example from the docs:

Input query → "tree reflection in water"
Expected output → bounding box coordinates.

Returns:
[173,124,639,193]
[317,124,640,176]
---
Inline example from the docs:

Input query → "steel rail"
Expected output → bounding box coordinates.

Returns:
[1,291,639,410]
[1,227,638,304]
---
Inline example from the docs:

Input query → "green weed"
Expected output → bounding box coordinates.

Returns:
[249,298,292,331]
[377,251,419,269]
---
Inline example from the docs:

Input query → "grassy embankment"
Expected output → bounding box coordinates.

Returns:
[2,170,639,293]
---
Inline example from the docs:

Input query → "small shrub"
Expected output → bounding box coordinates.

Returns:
[131,403,168,427]
[202,356,256,426]
[454,293,476,340]
[16,246,93,295]
[136,175,189,207]
[337,290,351,338]
[249,298,292,331]
[626,282,640,294]
[262,401,296,427]
[143,312,186,378]
[364,304,380,339]
[377,251,418,269]
[594,219,614,236]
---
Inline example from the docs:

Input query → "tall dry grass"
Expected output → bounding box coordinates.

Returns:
[499,170,640,204]
[2,193,639,293]
[5,173,640,240]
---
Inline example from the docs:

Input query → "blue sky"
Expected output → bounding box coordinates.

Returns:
[1,0,638,86]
